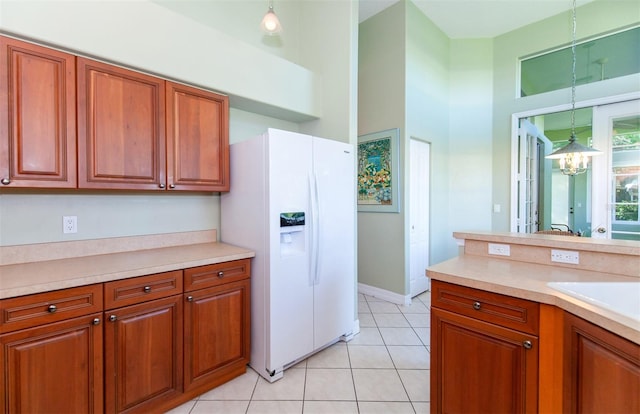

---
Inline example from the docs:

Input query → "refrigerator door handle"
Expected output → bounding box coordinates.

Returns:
[309,172,320,285]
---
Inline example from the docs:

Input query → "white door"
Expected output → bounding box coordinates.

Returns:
[592,99,640,240]
[409,138,430,297]
[516,120,541,233]
[312,136,356,348]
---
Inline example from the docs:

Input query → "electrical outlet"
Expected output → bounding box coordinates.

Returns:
[63,216,77,234]
[488,243,510,256]
[551,249,579,264]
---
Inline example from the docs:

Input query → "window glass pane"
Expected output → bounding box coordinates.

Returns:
[521,27,640,97]
[611,115,640,239]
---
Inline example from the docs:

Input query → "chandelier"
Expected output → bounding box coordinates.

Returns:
[545,0,601,175]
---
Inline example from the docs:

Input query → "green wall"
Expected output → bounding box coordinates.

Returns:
[358,2,407,296]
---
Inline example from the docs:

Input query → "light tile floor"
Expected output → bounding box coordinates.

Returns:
[167,291,431,414]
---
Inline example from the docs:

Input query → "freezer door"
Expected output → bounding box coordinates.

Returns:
[312,137,356,349]
[266,129,315,371]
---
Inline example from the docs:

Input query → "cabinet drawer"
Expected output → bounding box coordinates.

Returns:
[0,284,103,333]
[104,270,183,310]
[431,281,539,335]
[184,259,251,292]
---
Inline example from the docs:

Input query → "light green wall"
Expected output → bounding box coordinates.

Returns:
[404,2,455,277]
[151,0,302,64]
[358,2,407,295]
[491,0,640,231]
[0,0,356,246]
[358,1,463,296]
[298,0,359,143]
[448,38,494,241]
[0,0,319,121]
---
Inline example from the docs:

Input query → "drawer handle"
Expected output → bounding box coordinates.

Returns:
[143,286,152,293]
[218,271,224,278]
[169,184,176,189]
[93,318,101,325]
[109,315,117,322]
[159,183,166,189]
[1,178,10,185]
[523,340,533,350]
[472,301,481,311]
[48,304,57,313]
[186,296,194,302]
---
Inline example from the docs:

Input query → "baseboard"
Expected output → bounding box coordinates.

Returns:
[358,283,411,305]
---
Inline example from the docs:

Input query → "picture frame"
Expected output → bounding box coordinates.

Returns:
[357,128,400,213]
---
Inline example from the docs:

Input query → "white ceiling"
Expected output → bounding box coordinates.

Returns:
[359,0,597,38]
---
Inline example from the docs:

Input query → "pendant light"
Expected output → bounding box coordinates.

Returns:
[260,0,282,35]
[545,0,601,176]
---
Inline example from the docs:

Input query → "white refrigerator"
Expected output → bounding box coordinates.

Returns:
[221,128,357,382]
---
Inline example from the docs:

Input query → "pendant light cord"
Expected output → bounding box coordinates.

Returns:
[570,0,577,143]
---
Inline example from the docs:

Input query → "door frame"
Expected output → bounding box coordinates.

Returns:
[510,91,640,233]
[591,99,640,239]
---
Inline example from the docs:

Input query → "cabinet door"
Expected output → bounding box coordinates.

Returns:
[183,279,250,393]
[564,312,640,413]
[0,313,103,414]
[104,295,183,414]
[166,81,229,191]
[431,307,538,413]
[77,57,165,190]
[0,36,76,188]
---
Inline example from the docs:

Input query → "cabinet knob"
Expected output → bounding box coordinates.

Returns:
[92,318,101,325]
[109,315,117,322]
[47,304,57,313]
[218,271,224,278]
[523,340,533,350]
[143,286,152,293]
[472,301,481,311]
[169,184,176,189]
[159,183,166,189]
[1,178,10,185]
[186,296,194,302]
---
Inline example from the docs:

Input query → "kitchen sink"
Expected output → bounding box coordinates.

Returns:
[547,282,640,322]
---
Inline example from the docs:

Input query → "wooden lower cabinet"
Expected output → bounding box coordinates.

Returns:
[0,260,251,413]
[104,295,183,414]
[564,312,640,413]
[431,307,539,413]
[184,278,251,394]
[0,313,104,413]
[431,280,540,413]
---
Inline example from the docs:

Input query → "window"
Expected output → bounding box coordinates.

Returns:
[520,26,640,97]
[612,123,640,236]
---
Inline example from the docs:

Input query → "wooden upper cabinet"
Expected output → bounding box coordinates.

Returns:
[166,81,229,191]
[77,57,166,190]
[0,36,77,188]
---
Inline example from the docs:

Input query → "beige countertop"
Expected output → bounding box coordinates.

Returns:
[0,241,255,299]
[427,254,640,345]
